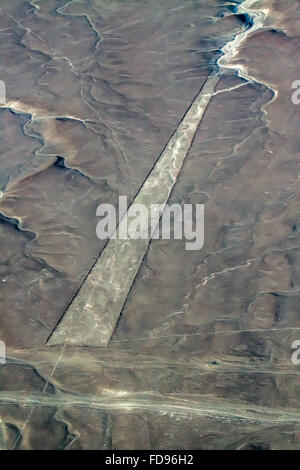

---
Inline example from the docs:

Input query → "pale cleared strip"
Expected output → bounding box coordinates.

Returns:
[1,391,300,424]
[48,0,270,348]
[47,74,221,347]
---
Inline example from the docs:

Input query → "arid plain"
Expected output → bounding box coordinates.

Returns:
[0,0,300,450]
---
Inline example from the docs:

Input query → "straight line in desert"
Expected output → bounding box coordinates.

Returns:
[47,73,221,347]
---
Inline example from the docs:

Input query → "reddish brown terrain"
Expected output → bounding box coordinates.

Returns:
[0,0,300,450]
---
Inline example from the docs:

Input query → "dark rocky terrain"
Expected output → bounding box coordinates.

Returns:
[0,0,300,450]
